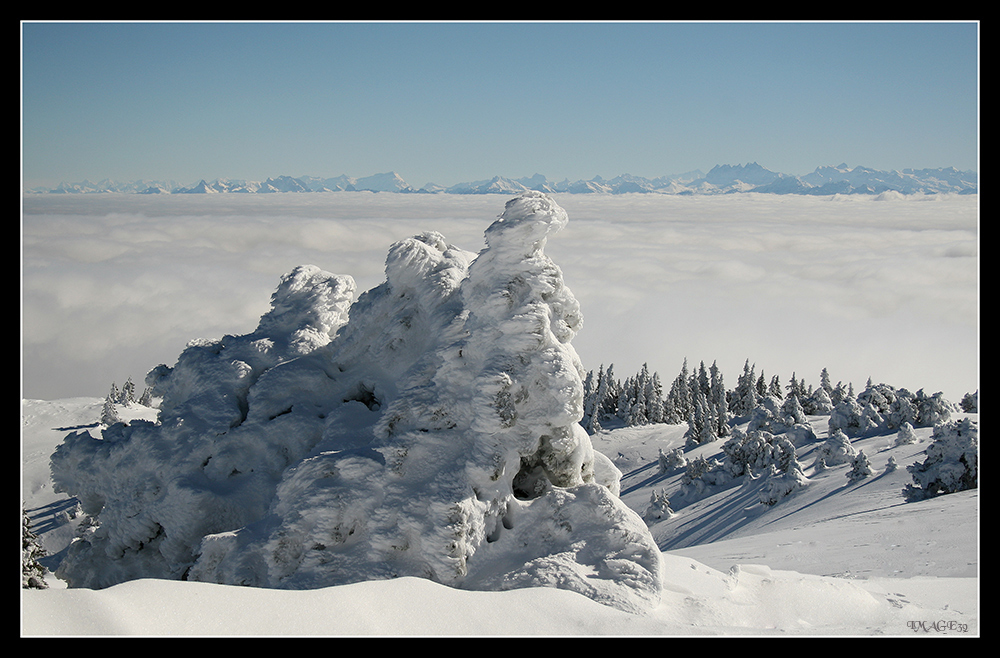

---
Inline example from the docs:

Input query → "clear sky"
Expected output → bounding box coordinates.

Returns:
[21,21,979,189]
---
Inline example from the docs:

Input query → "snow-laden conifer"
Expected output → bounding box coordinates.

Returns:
[22,508,48,589]
[903,418,978,501]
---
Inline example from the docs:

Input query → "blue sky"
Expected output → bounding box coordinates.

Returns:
[21,21,979,189]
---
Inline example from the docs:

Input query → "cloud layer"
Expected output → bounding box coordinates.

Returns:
[22,192,978,404]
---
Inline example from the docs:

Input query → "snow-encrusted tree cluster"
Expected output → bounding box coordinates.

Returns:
[831,381,954,438]
[903,418,978,501]
[720,428,800,479]
[99,377,154,425]
[49,192,662,613]
[582,362,665,432]
[22,508,48,589]
[581,359,733,444]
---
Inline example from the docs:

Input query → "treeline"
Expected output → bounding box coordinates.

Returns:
[581,358,978,443]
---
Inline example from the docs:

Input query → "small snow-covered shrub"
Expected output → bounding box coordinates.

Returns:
[813,428,857,467]
[758,463,810,506]
[846,449,875,484]
[643,489,673,523]
[904,418,978,501]
[657,447,686,474]
[894,422,917,446]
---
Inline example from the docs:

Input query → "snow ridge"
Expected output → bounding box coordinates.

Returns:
[49,192,662,613]
[27,164,979,196]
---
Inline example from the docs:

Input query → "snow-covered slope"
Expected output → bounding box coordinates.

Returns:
[21,398,978,635]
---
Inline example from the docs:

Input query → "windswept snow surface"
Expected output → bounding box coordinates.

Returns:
[22,399,979,636]
[22,192,978,636]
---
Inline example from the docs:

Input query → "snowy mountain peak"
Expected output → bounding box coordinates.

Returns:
[27,163,978,197]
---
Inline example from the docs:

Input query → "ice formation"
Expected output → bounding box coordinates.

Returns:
[50,192,663,613]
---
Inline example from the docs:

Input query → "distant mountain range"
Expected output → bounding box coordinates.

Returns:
[26,163,978,196]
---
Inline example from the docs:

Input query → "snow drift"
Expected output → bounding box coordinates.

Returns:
[49,191,662,613]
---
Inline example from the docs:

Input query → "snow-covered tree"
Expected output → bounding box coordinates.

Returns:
[643,489,673,523]
[758,462,810,506]
[814,428,857,467]
[803,385,834,415]
[666,359,693,424]
[894,421,918,446]
[729,359,759,416]
[960,391,979,413]
[50,192,663,614]
[657,447,686,474]
[22,508,48,589]
[709,361,730,438]
[887,390,919,430]
[99,394,120,426]
[904,418,978,501]
[768,374,783,399]
[119,377,136,406]
[828,397,864,436]
[913,389,953,427]
[721,428,800,479]
[846,449,875,484]
[684,387,716,446]
[820,368,833,395]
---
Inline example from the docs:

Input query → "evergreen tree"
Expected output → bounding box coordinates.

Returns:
[685,388,716,446]
[581,367,603,434]
[904,418,978,500]
[709,361,730,438]
[657,447,686,473]
[780,394,808,426]
[894,421,917,446]
[769,374,783,399]
[646,370,664,424]
[120,377,136,406]
[667,359,692,424]
[731,360,758,417]
[100,394,120,426]
[960,391,979,413]
[602,364,619,419]
[820,368,833,395]
[22,508,48,589]
[643,489,673,523]
[830,381,849,405]
[847,449,875,484]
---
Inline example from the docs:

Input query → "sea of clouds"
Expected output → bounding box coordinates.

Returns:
[21,191,978,405]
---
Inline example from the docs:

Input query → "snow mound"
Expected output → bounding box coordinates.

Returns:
[49,192,662,613]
